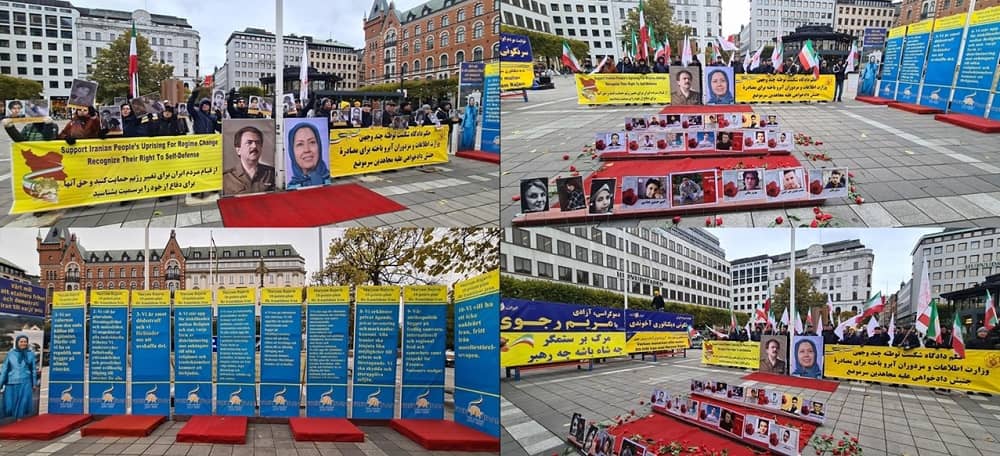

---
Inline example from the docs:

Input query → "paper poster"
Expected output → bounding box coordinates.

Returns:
[700,402,722,427]
[666,131,687,152]
[454,271,501,437]
[305,287,351,417]
[769,424,800,455]
[744,415,771,444]
[717,130,742,151]
[690,130,716,151]
[632,131,665,153]
[719,409,744,437]
[669,67,702,105]
[216,289,257,416]
[259,288,303,417]
[595,131,627,154]
[759,335,788,375]
[568,412,586,447]
[67,79,98,109]
[401,286,448,420]
[807,168,849,199]
[520,177,549,213]
[896,19,934,103]
[284,118,331,190]
[589,178,616,214]
[481,62,501,153]
[721,169,766,202]
[736,74,835,102]
[663,114,683,128]
[623,309,693,353]
[328,126,449,177]
[743,129,768,151]
[88,290,128,415]
[619,438,647,456]
[704,67,736,104]
[576,74,671,105]
[619,176,668,211]
[556,176,587,212]
[670,170,717,207]
[4,99,49,123]
[681,114,704,129]
[48,291,86,415]
[129,290,170,416]
[764,168,806,201]
[173,290,214,415]
[953,6,1000,116]
[351,286,400,420]
[766,131,794,152]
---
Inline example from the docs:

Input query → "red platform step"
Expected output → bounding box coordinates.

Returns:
[289,417,365,442]
[854,95,893,105]
[81,415,166,437]
[659,105,753,114]
[175,416,247,444]
[934,113,1000,133]
[0,414,92,440]
[887,102,942,114]
[456,150,500,164]
[390,419,499,452]
[741,372,840,393]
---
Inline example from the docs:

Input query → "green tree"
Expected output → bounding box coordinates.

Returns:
[361,77,457,103]
[90,30,174,104]
[500,25,588,65]
[621,0,692,57]
[237,86,265,98]
[771,268,829,326]
[0,75,43,100]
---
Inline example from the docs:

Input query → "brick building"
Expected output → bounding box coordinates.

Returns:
[37,227,186,308]
[362,0,500,85]
[896,0,999,27]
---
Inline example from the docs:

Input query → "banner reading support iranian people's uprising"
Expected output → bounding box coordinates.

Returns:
[88,290,128,415]
[575,74,672,105]
[260,288,303,417]
[454,270,501,438]
[48,291,85,414]
[879,25,908,99]
[305,287,350,417]
[499,33,534,91]
[701,340,761,370]
[895,19,934,104]
[401,285,448,420]
[9,134,222,214]
[216,289,256,416]
[174,290,213,415]
[481,63,501,154]
[0,277,45,423]
[919,13,969,110]
[735,75,835,103]
[351,286,400,420]
[951,5,1000,118]
[624,310,693,354]
[130,290,170,416]
[328,126,449,178]
[824,345,1000,394]
[500,298,626,367]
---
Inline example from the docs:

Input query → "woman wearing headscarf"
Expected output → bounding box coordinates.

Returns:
[706,69,735,104]
[791,338,822,378]
[286,121,330,189]
[0,335,39,419]
[57,106,101,143]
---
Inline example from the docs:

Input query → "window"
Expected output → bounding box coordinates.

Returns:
[513,257,531,273]
[456,26,466,43]
[557,240,571,256]
[473,46,483,61]
[458,9,466,21]
[441,15,449,27]
[440,32,449,47]
[537,262,553,278]
[576,270,589,284]
[558,266,572,281]
[474,2,484,15]
[426,35,433,50]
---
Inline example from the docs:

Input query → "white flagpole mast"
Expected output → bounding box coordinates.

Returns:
[789,226,796,335]
[275,0,285,190]
[144,225,150,290]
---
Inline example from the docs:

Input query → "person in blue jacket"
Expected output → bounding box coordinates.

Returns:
[0,335,39,420]
[188,85,220,134]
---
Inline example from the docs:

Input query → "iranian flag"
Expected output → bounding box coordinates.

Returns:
[794,313,803,335]
[561,41,580,73]
[638,0,649,60]
[299,43,309,105]
[655,40,667,62]
[646,21,656,62]
[128,22,139,99]
[664,39,672,62]
[780,307,790,328]
[688,324,698,338]
[888,313,896,346]
[845,40,858,73]
[754,298,769,323]
[717,35,739,52]
[631,30,640,60]
[806,311,814,328]
[742,50,752,73]
[858,291,884,319]
[915,260,934,337]
[681,35,693,67]
[749,42,765,71]
[919,299,943,344]
[798,39,821,78]
[771,38,783,72]
[730,306,738,331]
[834,314,860,341]
[984,290,998,331]
[952,312,966,359]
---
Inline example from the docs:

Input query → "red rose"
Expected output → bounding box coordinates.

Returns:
[682,120,689,129]
[801,405,810,415]
[745,423,754,435]
[822,213,833,221]
[775,216,784,224]
[766,182,780,197]
[781,395,787,405]
[681,405,687,414]
[724,182,738,197]
[705,217,712,227]
[727,391,733,398]
[659,120,667,128]
[657,139,668,150]
[715,217,723,226]
[855,196,864,204]
[512,195,521,201]
[562,154,569,160]
[810,219,819,228]
[595,139,606,150]
[759,119,768,128]
[813,206,821,214]
[651,394,657,403]
[629,141,639,151]
[809,180,823,195]
[622,189,638,205]
[719,118,729,128]
[626,123,634,131]
[672,215,681,225]
[699,410,707,420]
[770,433,779,446]
[688,138,698,148]
[744,137,754,147]
[768,138,777,148]
[569,165,577,172]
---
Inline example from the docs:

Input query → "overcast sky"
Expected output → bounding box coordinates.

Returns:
[709,228,942,297]
[722,0,749,37]
[70,0,428,75]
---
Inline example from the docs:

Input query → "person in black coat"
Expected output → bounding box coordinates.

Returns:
[651,290,665,310]
[119,103,150,137]
[616,57,634,74]
[227,89,250,119]
[633,58,651,74]
[967,327,993,349]
[151,106,186,136]
[381,101,398,127]
[865,326,889,346]
[822,324,839,345]
[188,87,219,134]
[833,60,847,102]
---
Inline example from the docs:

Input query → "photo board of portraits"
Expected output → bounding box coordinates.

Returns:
[98,105,123,136]
[766,130,794,152]
[284,118,331,190]
[808,168,849,199]
[669,66,703,105]
[595,131,628,154]
[4,99,50,123]
[67,79,98,109]
[632,131,666,154]
[790,335,824,379]
[758,335,788,375]
[715,129,743,151]
[221,119,277,197]
[620,176,669,211]
[556,176,587,212]
[704,67,736,105]
[519,177,550,213]
[721,168,766,203]
[589,178,616,214]
[670,170,717,208]
[743,129,768,152]
[764,168,806,201]
[769,424,800,455]
[666,131,687,152]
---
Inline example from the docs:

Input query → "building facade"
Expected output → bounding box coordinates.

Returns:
[76,8,200,87]
[895,0,1000,27]
[306,38,361,90]
[833,0,896,45]
[363,0,500,85]
[766,240,874,314]
[903,228,1000,324]
[501,226,732,309]
[0,256,34,284]
[730,255,772,312]
[183,244,306,292]
[0,0,79,99]
[223,28,306,90]
[501,0,553,34]
[212,63,228,93]
[746,0,836,52]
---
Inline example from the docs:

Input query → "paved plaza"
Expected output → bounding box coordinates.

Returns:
[0,130,499,229]
[501,76,1000,227]
[500,352,1000,456]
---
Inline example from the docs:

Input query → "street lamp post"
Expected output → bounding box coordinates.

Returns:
[255,257,269,289]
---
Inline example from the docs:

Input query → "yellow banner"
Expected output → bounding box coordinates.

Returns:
[907,18,934,35]
[261,287,302,304]
[455,270,500,302]
[357,285,399,303]
[131,290,170,307]
[701,340,760,369]
[328,126,449,178]
[888,25,908,39]
[218,288,254,306]
[625,332,690,354]
[403,285,448,303]
[306,286,350,303]
[501,62,534,91]
[9,134,222,214]
[501,332,626,367]
[90,289,129,307]
[735,74,835,103]
[174,289,212,306]
[970,5,1000,26]
[575,74,671,105]
[935,12,969,31]
[53,290,85,308]
[824,345,1000,394]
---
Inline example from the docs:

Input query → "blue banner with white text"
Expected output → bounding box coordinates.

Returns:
[351,286,400,420]
[216,289,257,416]
[500,33,533,62]
[480,63,500,154]
[48,291,85,415]
[130,291,171,416]
[919,13,966,110]
[500,297,625,332]
[894,21,932,103]
[88,290,128,415]
[174,290,214,415]
[879,26,906,99]
[260,288,302,417]
[952,6,1000,116]
[401,286,448,420]
[454,271,500,438]
[305,287,351,417]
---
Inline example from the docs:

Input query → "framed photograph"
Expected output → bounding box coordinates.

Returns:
[619,438,646,456]
[767,130,794,151]
[803,399,826,418]
[258,97,273,117]
[683,398,699,418]
[721,168,765,202]
[759,335,788,375]
[98,105,122,135]
[807,168,849,200]
[741,112,761,128]
[633,131,663,153]
[763,113,780,128]
[588,178,616,214]
[627,116,648,130]
[556,176,587,212]
[212,89,227,113]
[718,113,741,129]
[284,118,331,189]
[781,394,803,414]
[568,413,586,447]
[691,130,716,151]
[666,132,687,152]
[519,177,550,213]
[582,424,600,454]
[248,96,261,115]
[596,131,627,154]
[743,129,768,152]
[648,114,664,128]
[727,385,744,400]
[350,107,362,126]
[744,415,771,444]
[790,335,824,379]
[719,409,744,436]
[769,424,800,456]
[704,67,735,105]
[593,430,615,456]
[664,114,682,128]
[652,389,668,407]
[764,168,806,201]
[67,79,98,109]
[176,102,188,118]
[621,176,669,212]
[669,66,703,105]
[704,113,719,129]
[681,114,703,129]
[221,119,277,196]
[700,402,721,427]
[670,170,717,208]
[765,389,782,409]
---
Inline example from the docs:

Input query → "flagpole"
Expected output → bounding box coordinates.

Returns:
[789,226,796,335]
[275,0,285,190]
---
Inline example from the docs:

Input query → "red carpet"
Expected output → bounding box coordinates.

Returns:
[887,102,942,114]
[742,372,840,393]
[456,150,501,164]
[854,95,893,105]
[659,105,753,114]
[389,419,499,452]
[81,415,166,437]
[289,418,365,442]
[175,416,247,444]
[934,113,1000,133]
[218,184,406,227]
[610,414,758,455]
[0,414,92,440]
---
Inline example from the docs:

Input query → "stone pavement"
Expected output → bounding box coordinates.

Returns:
[0,131,498,229]
[500,352,1000,456]
[500,76,1000,228]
